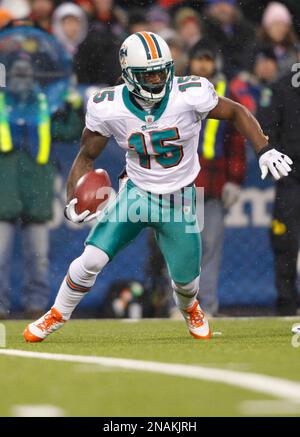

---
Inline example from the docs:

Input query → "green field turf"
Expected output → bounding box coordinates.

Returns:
[0,318,300,417]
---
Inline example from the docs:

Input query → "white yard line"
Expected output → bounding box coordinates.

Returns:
[1,348,300,404]
[11,404,64,417]
[240,400,300,416]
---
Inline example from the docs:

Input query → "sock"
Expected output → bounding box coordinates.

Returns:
[172,276,199,311]
[54,245,109,320]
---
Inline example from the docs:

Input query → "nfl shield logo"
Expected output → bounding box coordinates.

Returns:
[145,115,155,124]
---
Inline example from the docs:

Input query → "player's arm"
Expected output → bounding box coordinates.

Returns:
[67,128,108,201]
[65,128,109,223]
[208,96,293,180]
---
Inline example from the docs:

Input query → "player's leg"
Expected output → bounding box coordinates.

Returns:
[155,187,211,339]
[53,245,109,319]
[23,244,110,342]
[23,179,146,341]
[156,226,211,339]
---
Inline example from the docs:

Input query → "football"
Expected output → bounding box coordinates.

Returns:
[74,169,112,215]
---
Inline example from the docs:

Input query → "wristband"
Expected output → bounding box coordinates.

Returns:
[257,144,273,159]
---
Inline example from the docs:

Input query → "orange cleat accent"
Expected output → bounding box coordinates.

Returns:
[181,300,211,340]
[23,307,65,343]
[35,307,63,331]
[23,326,43,343]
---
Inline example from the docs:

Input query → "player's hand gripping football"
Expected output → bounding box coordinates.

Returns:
[259,148,293,180]
[64,198,91,224]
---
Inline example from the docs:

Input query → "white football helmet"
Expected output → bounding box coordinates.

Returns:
[119,31,174,102]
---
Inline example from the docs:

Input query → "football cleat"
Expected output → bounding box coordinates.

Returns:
[180,300,211,339]
[23,307,66,343]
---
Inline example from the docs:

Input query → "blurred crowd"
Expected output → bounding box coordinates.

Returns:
[1,0,300,86]
[0,0,300,318]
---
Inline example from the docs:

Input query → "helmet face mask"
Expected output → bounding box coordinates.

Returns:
[136,69,168,94]
[120,32,174,103]
[124,62,174,102]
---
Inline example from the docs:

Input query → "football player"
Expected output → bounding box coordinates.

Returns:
[24,32,292,342]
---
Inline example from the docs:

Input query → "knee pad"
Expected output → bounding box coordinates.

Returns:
[172,275,200,297]
[79,245,110,275]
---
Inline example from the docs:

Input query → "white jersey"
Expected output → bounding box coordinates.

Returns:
[85,76,218,194]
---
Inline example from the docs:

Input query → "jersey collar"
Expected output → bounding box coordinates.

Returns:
[122,86,170,122]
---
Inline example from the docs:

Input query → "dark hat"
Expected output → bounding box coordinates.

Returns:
[253,46,277,63]
[128,8,148,27]
[189,40,217,61]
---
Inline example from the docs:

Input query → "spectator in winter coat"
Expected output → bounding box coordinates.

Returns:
[28,0,55,32]
[74,0,125,85]
[202,0,255,79]
[174,7,202,50]
[230,46,279,115]
[0,54,84,319]
[257,2,299,78]
[52,2,88,57]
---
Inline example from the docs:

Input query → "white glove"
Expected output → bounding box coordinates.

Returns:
[64,198,91,224]
[259,148,293,180]
[83,209,102,223]
[221,182,241,209]
[82,189,117,223]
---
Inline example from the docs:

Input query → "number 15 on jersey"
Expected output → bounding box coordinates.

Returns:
[128,127,183,169]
